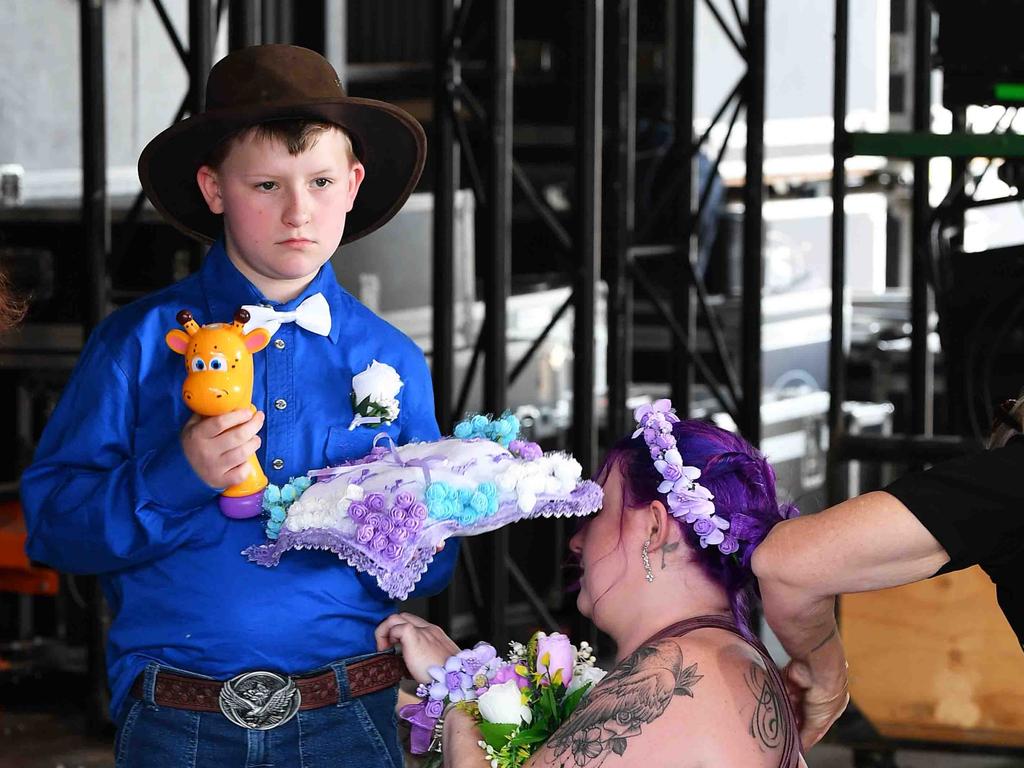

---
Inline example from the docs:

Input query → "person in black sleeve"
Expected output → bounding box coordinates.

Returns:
[751,400,1024,752]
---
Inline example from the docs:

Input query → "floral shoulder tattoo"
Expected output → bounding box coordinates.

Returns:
[542,640,702,767]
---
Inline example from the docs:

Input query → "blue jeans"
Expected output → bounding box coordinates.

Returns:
[114,652,402,768]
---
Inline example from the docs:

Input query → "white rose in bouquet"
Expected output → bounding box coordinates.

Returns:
[349,360,403,429]
[566,665,607,698]
[477,680,532,726]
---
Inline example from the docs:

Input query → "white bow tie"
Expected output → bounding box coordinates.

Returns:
[241,292,332,338]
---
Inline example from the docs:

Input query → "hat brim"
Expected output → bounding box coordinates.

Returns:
[138,97,426,246]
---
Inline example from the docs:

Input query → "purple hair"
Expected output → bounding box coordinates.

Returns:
[593,418,798,640]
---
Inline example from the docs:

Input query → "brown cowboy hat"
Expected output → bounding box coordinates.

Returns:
[138,44,426,245]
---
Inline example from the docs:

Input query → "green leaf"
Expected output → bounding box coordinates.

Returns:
[478,721,518,750]
[560,683,592,718]
[514,728,550,745]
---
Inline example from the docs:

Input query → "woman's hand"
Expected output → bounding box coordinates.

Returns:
[375,612,460,684]
[782,652,849,751]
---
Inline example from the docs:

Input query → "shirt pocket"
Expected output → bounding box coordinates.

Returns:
[324,422,402,466]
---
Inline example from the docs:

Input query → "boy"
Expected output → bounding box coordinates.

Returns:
[21,45,457,767]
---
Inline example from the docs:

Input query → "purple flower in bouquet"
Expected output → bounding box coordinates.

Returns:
[424,698,444,719]
[491,663,529,690]
[536,631,574,687]
[356,524,374,545]
[366,493,387,513]
[456,642,497,677]
[394,490,415,510]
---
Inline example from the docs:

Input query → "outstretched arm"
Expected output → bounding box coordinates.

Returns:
[751,490,949,748]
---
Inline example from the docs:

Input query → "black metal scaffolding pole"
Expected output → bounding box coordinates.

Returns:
[828,0,849,504]
[911,0,934,438]
[80,0,111,730]
[433,0,458,436]
[229,0,261,49]
[605,0,637,440]
[573,0,603,477]
[670,0,697,412]
[740,0,766,446]
[479,0,513,648]
[189,0,214,114]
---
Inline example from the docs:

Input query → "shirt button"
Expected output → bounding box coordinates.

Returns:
[274,398,287,411]
[271,458,285,471]
[274,339,286,350]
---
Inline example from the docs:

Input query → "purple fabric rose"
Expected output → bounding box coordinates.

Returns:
[718,535,739,555]
[371,533,390,553]
[402,516,422,532]
[445,671,462,691]
[394,491,415,510]
[654,433,675,450]
[409,501,428,520]
[424,698,444,719]
[388,526,410,544]
[388,506,408,523]
[348,502,369,522]
[384,542,404,561]
[649,446,661,460]
[659,462,682,482]
[356,524,375,544]
[691,516,716,537]
[374,517,395,536]
[366,493,387,513]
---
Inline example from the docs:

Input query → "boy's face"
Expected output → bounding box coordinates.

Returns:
[197,128,364,301]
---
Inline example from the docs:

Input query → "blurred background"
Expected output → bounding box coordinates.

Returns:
[2,1,1024,765]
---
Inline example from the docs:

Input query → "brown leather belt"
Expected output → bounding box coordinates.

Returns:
[130,654,406,714]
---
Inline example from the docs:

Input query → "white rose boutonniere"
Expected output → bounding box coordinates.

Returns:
[349,360,403,430]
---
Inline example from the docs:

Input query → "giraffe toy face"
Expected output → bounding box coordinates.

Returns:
[165,309,271,416]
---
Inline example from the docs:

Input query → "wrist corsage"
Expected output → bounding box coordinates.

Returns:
[399,632,606,768]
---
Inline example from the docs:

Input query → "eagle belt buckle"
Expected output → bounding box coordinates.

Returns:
[218,670,301,730]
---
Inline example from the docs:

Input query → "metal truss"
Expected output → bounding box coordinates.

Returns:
[605,0,767,445]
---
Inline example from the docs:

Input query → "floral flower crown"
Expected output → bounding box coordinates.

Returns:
[633,399,738,556]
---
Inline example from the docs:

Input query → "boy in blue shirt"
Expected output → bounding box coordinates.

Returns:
[21,44,457,767]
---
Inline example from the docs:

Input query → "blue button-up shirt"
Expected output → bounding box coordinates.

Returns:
[21,240,458,718]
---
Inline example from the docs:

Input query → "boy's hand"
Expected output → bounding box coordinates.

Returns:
[181,408,265,489]
[375,612,459,684]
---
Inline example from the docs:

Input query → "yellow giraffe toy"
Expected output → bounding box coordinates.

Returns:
[165,308,272,518]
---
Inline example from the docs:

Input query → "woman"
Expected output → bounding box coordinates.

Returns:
[378,404,805,767]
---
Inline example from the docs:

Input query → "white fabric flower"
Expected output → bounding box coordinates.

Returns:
[566,665,607,697]
[349,360,403,429]
[477,680,532,725]
[344,484,365,501]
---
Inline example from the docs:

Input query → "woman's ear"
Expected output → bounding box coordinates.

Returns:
[645,500,674,552]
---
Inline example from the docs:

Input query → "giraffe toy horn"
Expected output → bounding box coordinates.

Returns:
[176,310,200,336]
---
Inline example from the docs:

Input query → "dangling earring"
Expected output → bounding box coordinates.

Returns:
[641,538,655,583]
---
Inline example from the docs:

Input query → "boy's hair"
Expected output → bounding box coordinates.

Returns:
[203,119,359,170]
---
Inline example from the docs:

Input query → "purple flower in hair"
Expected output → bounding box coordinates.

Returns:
[691,516,716,537]
[649,446,662,460]
[657,462,683,483]
[718,535,739,555]
[654,433,675,451]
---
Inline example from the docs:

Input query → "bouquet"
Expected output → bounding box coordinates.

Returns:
[243,412,603,600]
[400,631,607,768]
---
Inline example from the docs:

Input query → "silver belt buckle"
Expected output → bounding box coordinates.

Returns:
[218,670,301,730]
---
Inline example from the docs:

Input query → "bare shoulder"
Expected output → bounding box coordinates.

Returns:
[528,630,791,768]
